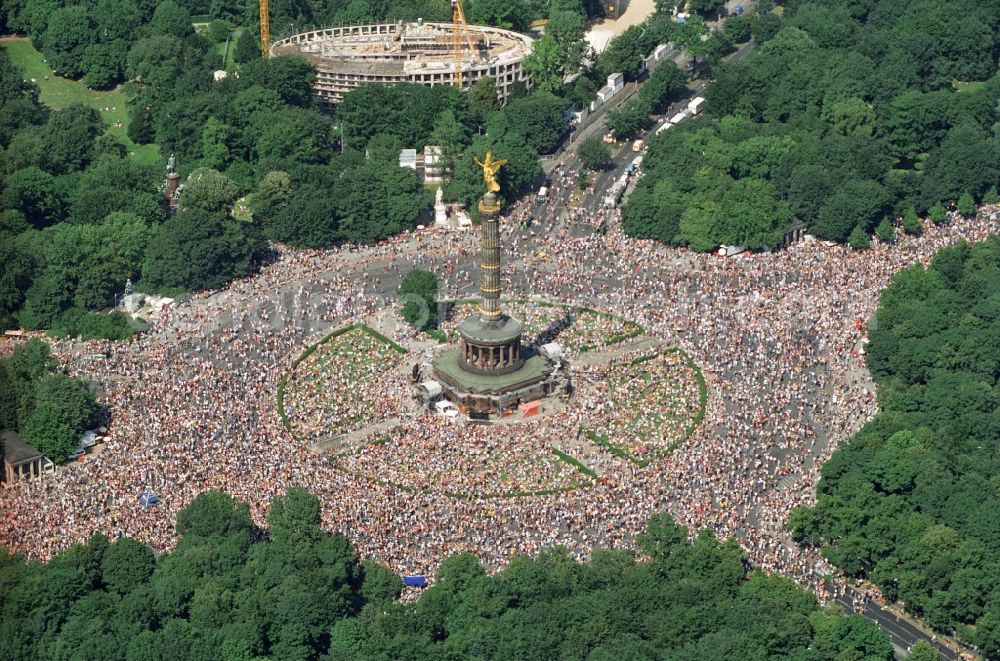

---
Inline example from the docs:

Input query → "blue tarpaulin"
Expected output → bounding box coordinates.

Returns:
[403,575,427,588]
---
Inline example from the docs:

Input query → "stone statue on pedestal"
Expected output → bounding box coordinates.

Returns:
[434,186,448,227]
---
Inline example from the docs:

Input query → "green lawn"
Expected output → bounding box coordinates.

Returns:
[194,23,244,70]
[0,37,161,166]
[952,80,986,93]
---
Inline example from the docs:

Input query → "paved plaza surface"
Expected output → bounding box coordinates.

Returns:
[1,191,996,652]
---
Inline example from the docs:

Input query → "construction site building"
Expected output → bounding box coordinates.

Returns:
[270,19,534,109]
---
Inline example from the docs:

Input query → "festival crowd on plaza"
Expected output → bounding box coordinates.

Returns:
[1,173,997,619]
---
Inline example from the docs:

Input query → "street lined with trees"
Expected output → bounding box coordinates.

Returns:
[791,235,1000,657]
[625,0,1000,251]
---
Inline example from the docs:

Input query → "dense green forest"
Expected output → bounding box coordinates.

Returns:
[624,0,1000,250]
[790,236,1000,657]
[0,0,617,335]
[0,486,895,660]
[0,339,97,463]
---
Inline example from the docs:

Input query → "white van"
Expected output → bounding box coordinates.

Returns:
[434,400,459,418]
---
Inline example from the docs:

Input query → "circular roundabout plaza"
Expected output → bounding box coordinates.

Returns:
[3,209,995,581]
[278,300,706,498]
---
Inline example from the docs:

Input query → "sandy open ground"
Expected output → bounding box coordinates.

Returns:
[586,0,657,52]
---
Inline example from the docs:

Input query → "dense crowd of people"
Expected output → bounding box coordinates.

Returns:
[1,174,997,627]
[283,327,409,440]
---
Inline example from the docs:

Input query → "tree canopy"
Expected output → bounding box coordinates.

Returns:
[626,0,1000,251]
[790,236,1000,655]
[0,490,892,661]
[0,338,95,462]
[399,269,439,330]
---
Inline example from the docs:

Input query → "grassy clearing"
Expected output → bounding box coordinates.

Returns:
[552,448,599,479]
[952,80,986,93]
[0,37,160,166]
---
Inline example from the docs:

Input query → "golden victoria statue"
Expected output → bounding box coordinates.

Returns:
[475,150,507,194]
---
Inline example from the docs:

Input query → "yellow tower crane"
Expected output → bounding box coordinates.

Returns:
[259,0,270,58]
[451,0,478,88]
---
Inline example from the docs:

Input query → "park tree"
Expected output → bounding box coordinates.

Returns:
[467,76,500,127]
[126,35,186,91]
[0,51,46,146]
[82,42,125,89]
[813,180,888,243]
[598,24,647,80]
[199,117,234,171]
[399,269,439,330]
[956,191,976,217]
[751,12,781,43]
[523,35,565,94]
[606,99,651,140]
[20,372,96,462]
[676,196,723,252]
[254,107,332,167]
[786,164,835,229]
[334,159,428,243]
[928,201,948,224]
[149,0,192,38]
[233,29,260,63]
[429,108,471,170]
[923,122,999,203]
[365,133,403,163]
[127,102,156,145]
[622,178,686,244]
[847,224,870,249]
[241,55,317,108]
[207,20,230,44]
[94,0,141,42]
[180,167,239,217]
[176,490,253,543]
[39,104,104,175]
[0,231,36,326]
[2,166,63,228]
[43,6,93,79]
[68,155,163,225]
[674,14,709,70]
[102,538,155,596]
[267,486,323,550]
[142,207,267,293]
[901,207,922,236]
[468,0,530,31]
[265,185,338,248]
[523,10,587,94]
[716,177,791,250]
[689,0,726,16]
[254,170,293,220]
[904,640,941,661]
[638,60,688,113]
[874,217,896,243]
[503,91,568,154]
[577,136,611,171]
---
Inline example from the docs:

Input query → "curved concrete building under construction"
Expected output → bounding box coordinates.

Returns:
[270,20,534,109]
